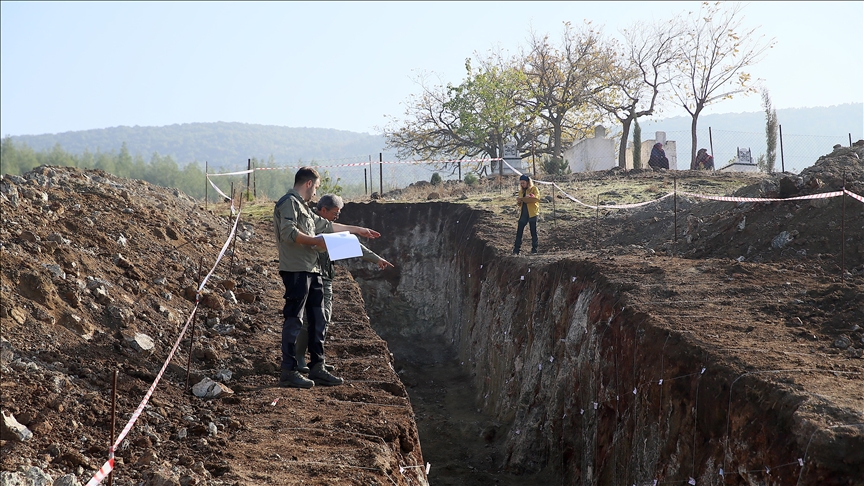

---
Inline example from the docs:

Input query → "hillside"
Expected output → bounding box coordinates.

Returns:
[7,122,394,170]
[6,104,861,175]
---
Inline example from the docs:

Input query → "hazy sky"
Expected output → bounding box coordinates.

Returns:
[2,1,862,137]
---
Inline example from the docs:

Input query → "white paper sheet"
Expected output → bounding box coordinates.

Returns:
[320,231,363,261]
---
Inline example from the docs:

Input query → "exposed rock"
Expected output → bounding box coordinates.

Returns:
[191,378,233,399]
[59,312,93,339]
[18,271,55,307]
[1,410,33,442]
[122,330,155,353]
[53,474,82,486]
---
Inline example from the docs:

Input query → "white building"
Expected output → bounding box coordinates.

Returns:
[563,126,617,173]
[718,147,759,172]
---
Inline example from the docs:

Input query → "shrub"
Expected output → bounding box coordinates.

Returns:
[430,172,442,185]
[541,156,571,176]
[463,173,478,186]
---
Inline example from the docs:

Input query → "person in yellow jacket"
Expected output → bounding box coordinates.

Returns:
[513,174,540,255]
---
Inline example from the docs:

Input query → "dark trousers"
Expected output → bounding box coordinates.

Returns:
[279,271,326,371]
[514,215,538,253]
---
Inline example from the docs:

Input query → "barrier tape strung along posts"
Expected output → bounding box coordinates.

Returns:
[845,188,864,204]
[678,190,845,203]
[243,157,503,172]
[206,176,237,214]
[86,209,244,486]
[502,160,676,210]
[502,159,864,208]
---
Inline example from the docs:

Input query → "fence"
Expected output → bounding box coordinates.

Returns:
[202,127,859,205]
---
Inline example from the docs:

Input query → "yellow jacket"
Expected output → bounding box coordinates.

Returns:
[517,185,540,218]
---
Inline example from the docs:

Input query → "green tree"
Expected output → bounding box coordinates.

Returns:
[383,51,534,172]
[541,156,571,176]
[632,119,642,169]
[430,172,442,185]
[759,88,778,173]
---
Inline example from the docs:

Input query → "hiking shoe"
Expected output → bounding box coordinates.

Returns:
[279,369,314,389]
[309,363,343,386]
[531,248,538,254]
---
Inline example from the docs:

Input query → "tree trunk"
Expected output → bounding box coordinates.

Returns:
[618,116,633,168]
[552,117,563,160]
[689,105,703,168]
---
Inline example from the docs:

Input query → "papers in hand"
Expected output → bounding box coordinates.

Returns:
[320,231,363,261]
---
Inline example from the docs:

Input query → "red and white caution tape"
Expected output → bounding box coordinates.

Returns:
[212,157,503,175]
[206,176,236,214]
[845,188,864,204]
[86,209,243,486]
[206,169,254,177]
[679,190,844,203]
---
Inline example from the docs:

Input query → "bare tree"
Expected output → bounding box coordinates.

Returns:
[594,18,683,168]
[671,2,775,166]
[520,21,609,163]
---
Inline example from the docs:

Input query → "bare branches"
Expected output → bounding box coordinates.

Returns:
[670,2,776,164]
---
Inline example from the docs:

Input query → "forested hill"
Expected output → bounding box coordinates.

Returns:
[8,122,391,170]
[5,103,862,172]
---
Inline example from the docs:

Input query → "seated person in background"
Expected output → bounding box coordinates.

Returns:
[692,148,715,170]
[647,142,669,170]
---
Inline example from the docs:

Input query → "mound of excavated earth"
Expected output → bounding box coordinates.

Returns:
[1,147,863,486]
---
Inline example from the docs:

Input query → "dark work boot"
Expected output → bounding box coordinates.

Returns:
[294,358,310,374]
[309,362,343,386]
[279,369,314,389]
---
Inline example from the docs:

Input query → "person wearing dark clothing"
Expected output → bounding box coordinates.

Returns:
[648,142,669,170]
[513,174,540,255]
[692,148,715,170]
[273,167,381,388]
[294,194,394,373]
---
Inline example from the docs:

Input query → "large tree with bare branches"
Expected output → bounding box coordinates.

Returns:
[671,2,774,166]
[594,18,683,168]
[519,22,610,162]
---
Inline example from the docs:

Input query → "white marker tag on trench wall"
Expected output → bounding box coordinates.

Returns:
[321,231,362,261]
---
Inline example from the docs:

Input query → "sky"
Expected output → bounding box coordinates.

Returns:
[1,1,862,138]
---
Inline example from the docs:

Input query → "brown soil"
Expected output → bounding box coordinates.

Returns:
[1,142,862,485]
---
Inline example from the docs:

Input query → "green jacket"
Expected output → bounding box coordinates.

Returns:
[273,189,333,273]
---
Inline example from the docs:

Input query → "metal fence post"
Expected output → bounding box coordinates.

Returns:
[709,127,714,158]
[779,124,785,173]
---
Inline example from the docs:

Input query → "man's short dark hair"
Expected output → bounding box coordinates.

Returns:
[294,167,320,186]
[316,194,344,211]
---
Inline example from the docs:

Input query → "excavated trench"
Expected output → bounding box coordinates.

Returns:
[342,201,859,486]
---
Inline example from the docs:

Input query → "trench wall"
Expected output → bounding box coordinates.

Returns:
[343,201,857,486]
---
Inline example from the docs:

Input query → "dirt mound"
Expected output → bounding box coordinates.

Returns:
[0,166,423,485]
[1,149,862,485]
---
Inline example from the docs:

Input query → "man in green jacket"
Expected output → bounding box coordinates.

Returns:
[513,174,540,255]
[294,194,394,373]
[273,167,381,388]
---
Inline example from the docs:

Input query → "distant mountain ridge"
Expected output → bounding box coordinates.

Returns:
[7,103,862,173]
[8,122,392,170]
